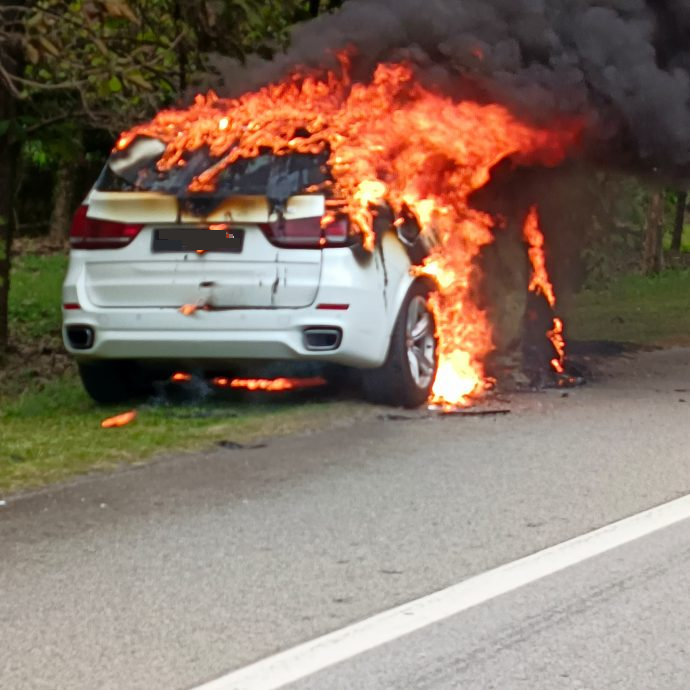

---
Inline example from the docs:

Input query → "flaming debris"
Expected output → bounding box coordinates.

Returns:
[523,207,566,375]
[101,410,137,429]
[168,373,327,392]
[118,56,581,407]
[212,377,327,392]
[171,372,193,383]
[179,304,199,316]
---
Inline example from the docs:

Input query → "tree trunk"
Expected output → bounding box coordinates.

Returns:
[48,159,77,243]
[309,0,320,17]
[479,220,529,386]
[0,12,23,357]
[173,0,187,92]
[0,125,17,358]
[0,78,19,357]
[643,191,666,275]
[671,190,687,253]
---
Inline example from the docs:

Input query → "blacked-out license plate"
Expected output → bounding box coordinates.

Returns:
[152,228,245,253]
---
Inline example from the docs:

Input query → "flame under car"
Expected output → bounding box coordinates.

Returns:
[62,141,439,407]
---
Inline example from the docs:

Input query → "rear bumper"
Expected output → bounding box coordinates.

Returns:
[62,297,389,369]
[62,235,416,370]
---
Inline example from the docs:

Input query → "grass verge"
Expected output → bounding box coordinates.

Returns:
[1,251,365,495]
[9,253,67,340]
[0,376,365,494]
[568,269,690,346]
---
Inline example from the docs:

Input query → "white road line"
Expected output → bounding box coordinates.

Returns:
[192,494,690,690]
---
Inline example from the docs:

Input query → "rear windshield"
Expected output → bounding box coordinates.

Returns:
[96,137,331,201]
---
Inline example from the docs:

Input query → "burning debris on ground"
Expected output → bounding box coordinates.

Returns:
[103,1,690,411]
[211,377,328,392]
[97,370,331,428]
[166,367,330,395]
[100,410,138,429]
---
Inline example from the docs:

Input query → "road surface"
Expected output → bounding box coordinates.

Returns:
[1,347,689,689]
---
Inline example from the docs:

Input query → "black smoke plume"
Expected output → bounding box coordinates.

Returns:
[209,0,690,176]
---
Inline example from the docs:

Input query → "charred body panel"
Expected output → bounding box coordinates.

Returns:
[100,138,435,266]
[102,138,332,218]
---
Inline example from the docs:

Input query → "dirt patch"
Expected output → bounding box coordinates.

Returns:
[0,335,75,397]
[11,237,68,258]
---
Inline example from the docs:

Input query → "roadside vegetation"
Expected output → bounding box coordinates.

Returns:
[569,269,690,347]
[1,376,363,494]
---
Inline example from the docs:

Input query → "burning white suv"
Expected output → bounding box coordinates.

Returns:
[62,138,438,407]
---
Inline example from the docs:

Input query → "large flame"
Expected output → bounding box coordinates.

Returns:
[119,54,580,406]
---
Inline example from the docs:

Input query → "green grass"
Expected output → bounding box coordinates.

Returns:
[664,224,690,254]
[9,253,68,339]
[569,269,690,346]
[0,376,363,494]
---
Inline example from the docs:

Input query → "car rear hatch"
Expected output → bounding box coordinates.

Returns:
[82,192,325,309]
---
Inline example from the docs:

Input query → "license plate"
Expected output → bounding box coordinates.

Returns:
[152,228,245,253]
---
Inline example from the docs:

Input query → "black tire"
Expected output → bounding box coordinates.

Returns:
[78,360,153,405]
[362,282,438,408]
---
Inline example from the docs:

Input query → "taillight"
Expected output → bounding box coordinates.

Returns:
[70,205,144,250]
[260,215,354,248]
[322,216,350,244]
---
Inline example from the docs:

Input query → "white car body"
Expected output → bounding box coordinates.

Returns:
[62,190,418,372]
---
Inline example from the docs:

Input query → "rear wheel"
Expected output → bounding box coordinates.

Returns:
[78,361,154,405]
[362,283,438,408]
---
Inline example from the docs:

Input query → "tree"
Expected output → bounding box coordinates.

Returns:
[0,0,303,355]
[671,190,687,253]
[0,7,24,355]
[643,191,666,275]
[297,0,346,20]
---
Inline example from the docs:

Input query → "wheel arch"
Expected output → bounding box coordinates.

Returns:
[388,274,436,331]
[384,273,437,361]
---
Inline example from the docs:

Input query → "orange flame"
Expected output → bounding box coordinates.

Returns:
[212,377,327,392]
[523,207,567,374]
[549,317,566,374]
[179,304,198,316]
[120,54,580,405]
[171,372,193,383]
[114,134,134,151]
[101,410,137,428]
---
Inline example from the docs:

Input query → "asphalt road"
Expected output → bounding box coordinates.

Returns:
[291,518,690,690]
[1,348,689,690]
